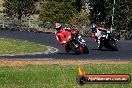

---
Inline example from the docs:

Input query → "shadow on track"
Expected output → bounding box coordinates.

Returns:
[91,48,119,51]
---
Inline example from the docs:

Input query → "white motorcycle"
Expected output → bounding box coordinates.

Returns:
[97,30,118,51]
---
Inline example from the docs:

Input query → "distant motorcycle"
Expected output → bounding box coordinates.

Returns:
[57,28,89,54]
[98,30,118,51]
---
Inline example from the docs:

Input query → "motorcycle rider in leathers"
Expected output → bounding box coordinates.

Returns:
[91,23,107,49]
[55,23,72,52]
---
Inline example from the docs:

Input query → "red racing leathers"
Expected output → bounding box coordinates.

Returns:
[56,28,73,52]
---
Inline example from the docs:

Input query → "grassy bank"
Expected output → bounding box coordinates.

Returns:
[0,38,47,54]
[0,63,131,88]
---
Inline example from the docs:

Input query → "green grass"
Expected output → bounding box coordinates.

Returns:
[0,38,47,54]
[0,63,131,88]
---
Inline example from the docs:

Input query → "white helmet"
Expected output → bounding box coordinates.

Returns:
[55,23,62,29]
[92,23,96,28]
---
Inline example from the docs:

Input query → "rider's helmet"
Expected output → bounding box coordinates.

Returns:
[55,23,62,31]
[91,23,97,32]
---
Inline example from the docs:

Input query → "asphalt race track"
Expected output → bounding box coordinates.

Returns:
[0,29,132,60]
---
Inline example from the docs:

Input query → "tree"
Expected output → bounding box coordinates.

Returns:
[39,0,83,24]
[3,0,38,21]
[88,0,132,31]
[114,0,132,31]
[73,9,90,26]
[75,0,82,12]
[88,0,106,25]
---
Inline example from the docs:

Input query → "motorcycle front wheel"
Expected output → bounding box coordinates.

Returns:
[82,46,89,54]
[107,40,118,51]
[69,41,82,55]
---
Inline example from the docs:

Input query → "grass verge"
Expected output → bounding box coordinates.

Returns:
[0,63,131,88]
[0,38,47,54]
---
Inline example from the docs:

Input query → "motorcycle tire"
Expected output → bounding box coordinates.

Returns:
[108,41,118,51]
[69,41,82,55]
[98,45,103,50]
[82,46,89,54]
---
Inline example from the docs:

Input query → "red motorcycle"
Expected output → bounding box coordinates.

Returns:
[56,28,89,54]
